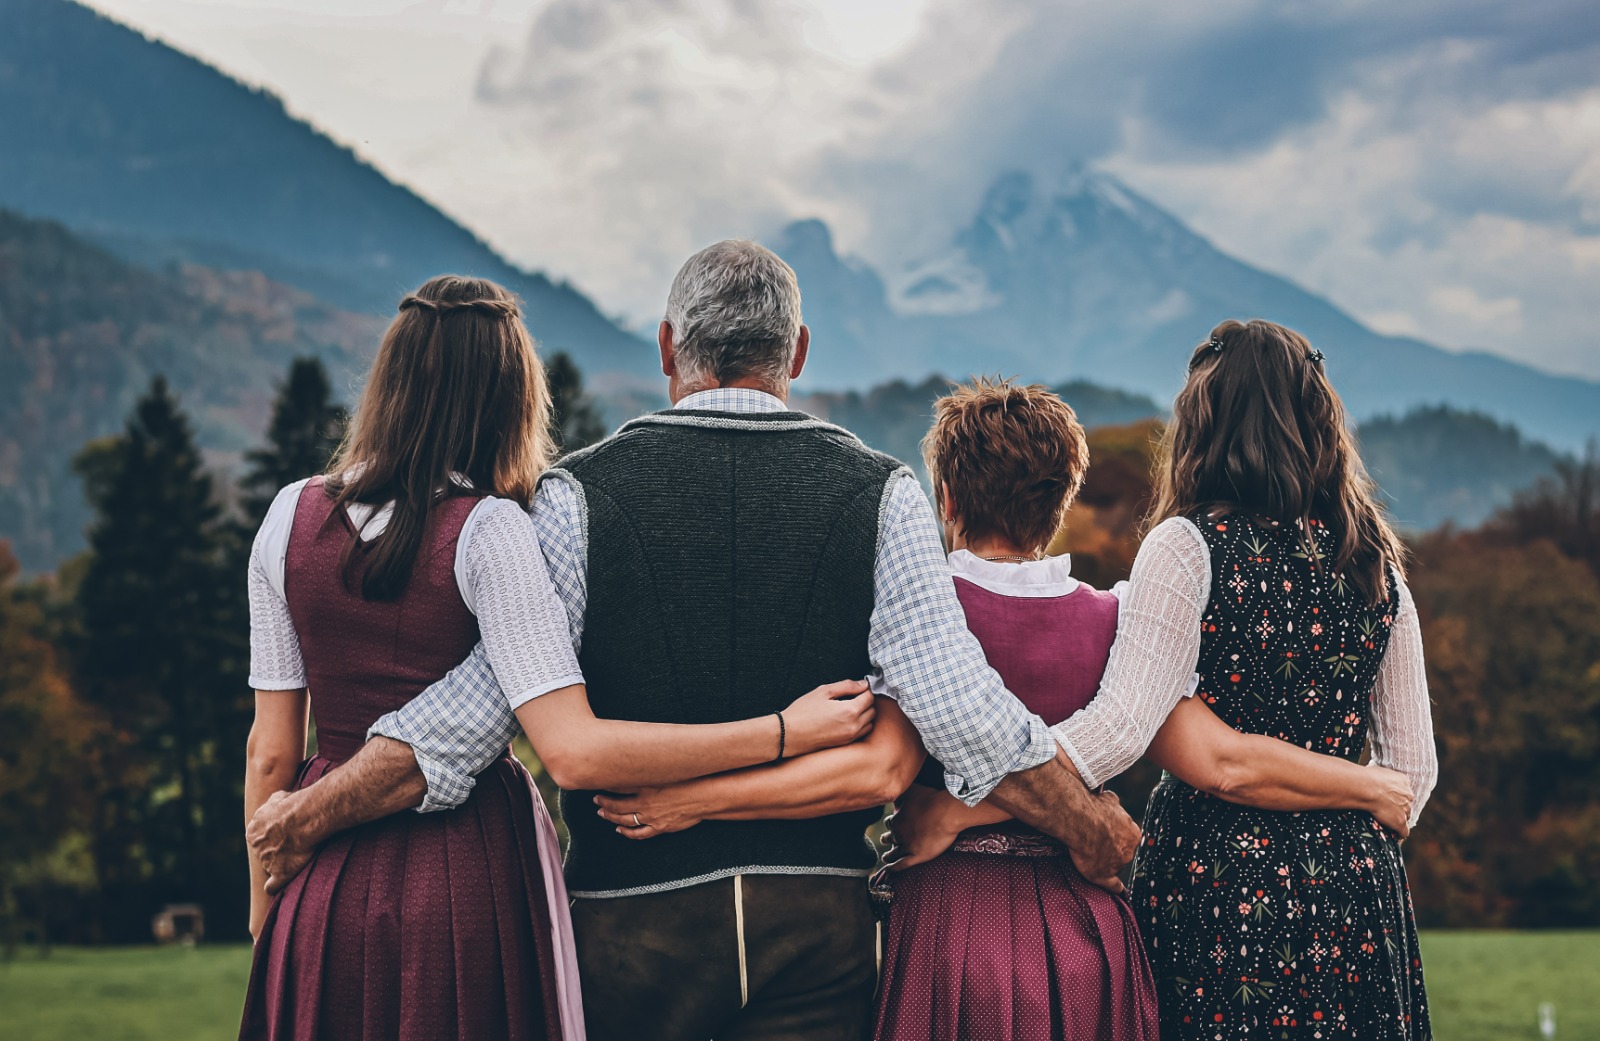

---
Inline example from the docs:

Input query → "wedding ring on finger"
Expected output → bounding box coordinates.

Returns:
[631,812,643,828]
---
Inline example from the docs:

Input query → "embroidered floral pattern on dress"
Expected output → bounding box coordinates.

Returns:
[1132,514,1432,1040]
[949,828,1066,858]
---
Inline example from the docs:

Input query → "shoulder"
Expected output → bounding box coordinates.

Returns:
[878,466,931,522]
[553,426,639,474]
[266,476,317,519]
[1072,582,1123,610]
[1141,515,1209,559]
[253,477,316,548]
[1128,517,1212,595]
[458,495,543,571]
[463,495,535,542]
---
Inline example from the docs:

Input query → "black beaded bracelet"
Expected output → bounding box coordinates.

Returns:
[774,711,787,761]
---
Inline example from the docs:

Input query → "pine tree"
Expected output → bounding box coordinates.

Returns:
[73,377,250,940]
[548,351,608,454]
[241,357,347,526]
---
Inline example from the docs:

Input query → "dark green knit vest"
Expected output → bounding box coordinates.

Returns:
[554,409,902,897]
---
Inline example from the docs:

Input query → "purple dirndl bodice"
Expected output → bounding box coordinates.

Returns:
[239,478,571,1041]
[873,555,1160,1041]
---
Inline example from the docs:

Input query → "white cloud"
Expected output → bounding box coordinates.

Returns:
[76,0,1600,378]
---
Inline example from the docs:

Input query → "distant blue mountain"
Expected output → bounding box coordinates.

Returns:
[0,0,653,376]
[776,169,1600,451]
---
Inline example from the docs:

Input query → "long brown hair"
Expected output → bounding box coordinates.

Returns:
[325,275,555,600]
[1148,318,1405,603]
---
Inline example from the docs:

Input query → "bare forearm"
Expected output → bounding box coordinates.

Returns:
[694,744,910,821]
[925,789,1011,831]
[528,680,874,792]
[280,737,428,847]
[1171,733,1383,812]
[244,762,299,924]
[986,748,1103,847]
[1147,697,1383,813]
[691,699,921,819]
[539,715,783,792]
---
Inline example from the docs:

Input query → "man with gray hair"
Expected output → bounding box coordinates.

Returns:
[248,239,1138,1040]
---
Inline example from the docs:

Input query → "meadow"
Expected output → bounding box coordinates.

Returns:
[0,932,1594,1040]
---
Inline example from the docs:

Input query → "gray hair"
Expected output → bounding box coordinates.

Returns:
[663,240,803,388]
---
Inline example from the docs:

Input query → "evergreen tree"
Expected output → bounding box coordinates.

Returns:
[548,351,607,454]
[73,377,250,941]
[241,357,347,525]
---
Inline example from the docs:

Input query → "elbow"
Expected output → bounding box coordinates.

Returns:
[245,730,303,784]
[1199,752,1255,803]
[867,759,918,807]
[537,740,610,792]
[536,747,592,791]
[855,745,924,809]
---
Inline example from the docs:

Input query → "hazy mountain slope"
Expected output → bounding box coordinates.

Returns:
[780,170,1600,451]
[802,373,1561,533]
[796,376,1163,475]
[0,209,379,570]
[0,0,652,376]
[1360,406,1562,532]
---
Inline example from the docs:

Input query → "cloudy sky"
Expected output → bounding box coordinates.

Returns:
[83,0,1600,378]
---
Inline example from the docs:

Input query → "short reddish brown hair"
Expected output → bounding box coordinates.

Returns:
[921,378,1090,553]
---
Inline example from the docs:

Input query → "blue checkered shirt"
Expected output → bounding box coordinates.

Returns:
[371,387,1058,811]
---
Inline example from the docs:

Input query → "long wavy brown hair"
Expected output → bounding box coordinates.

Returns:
[1148,318,1405,604]
[325,275,554,600]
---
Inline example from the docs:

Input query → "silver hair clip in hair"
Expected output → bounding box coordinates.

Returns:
[1307,349,1325,364]
[1208,338,1226,353]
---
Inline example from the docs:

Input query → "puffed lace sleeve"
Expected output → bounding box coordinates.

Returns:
[1368,571,1438,826]
[247,480,309,690]
[1052,517,1211,787]
[459,498,585,709]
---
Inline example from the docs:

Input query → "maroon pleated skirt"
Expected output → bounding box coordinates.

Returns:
[873,830,1160,1041]
[239,754,566,1041]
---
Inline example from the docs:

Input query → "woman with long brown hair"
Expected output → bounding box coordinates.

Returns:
[237,276,872,1041]
[1038,319,1436,1038]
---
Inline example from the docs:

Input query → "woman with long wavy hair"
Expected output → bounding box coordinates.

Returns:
[237,276,872,1041]
[1039,319,1436,1038]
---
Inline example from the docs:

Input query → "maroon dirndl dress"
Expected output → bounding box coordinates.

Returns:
[239,479,568,1041]
[873,569,1160,1041]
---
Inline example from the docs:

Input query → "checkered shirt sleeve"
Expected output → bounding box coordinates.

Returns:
[367,479,589,812]
[869,471,1059,804]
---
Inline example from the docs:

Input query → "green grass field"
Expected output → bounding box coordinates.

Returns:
[0,932,1594,1039]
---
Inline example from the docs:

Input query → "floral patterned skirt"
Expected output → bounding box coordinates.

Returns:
[1131,779,1430,1040]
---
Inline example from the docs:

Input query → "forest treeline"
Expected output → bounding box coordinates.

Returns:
[0,355,604,950]
[0,360,1595,949]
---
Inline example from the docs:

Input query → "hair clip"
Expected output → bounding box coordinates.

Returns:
[1307,349,1325,364]
[1208,338,1225,353]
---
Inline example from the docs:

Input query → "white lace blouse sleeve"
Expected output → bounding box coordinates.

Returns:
[1368,572,1438,826]
[1051,517,1212,787]
[247,480,310,690]
[458,497,585,710]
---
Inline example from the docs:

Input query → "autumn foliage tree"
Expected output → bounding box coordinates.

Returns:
[0,542,93,956]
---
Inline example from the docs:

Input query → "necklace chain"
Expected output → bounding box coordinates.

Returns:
[980,553,1037,564]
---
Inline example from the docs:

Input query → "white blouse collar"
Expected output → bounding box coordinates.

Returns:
[341,470,475,542]
[947,548,1081,599]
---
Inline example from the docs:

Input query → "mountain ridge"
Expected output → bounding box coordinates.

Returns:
[776,169,1600,451]
[0,0,654,376]
[0,207,380,570]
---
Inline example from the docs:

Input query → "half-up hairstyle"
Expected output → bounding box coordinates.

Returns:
[325,275,555,600]
[1148,318,1405,604]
